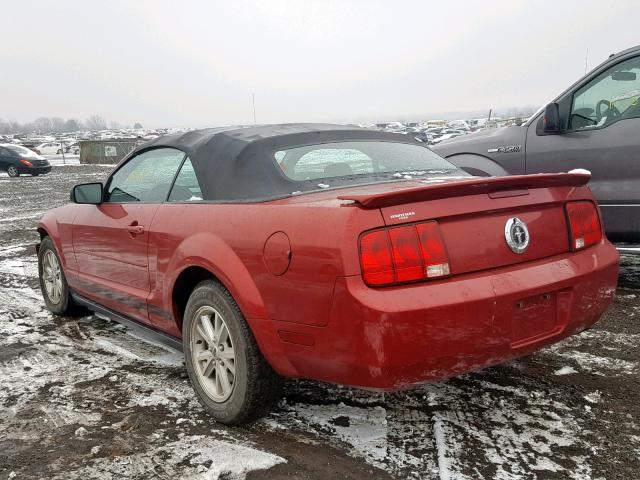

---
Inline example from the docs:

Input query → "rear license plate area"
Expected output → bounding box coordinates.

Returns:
[511,292,558,348]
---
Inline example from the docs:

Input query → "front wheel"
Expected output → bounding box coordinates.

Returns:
[38,236,78,315]
[183,280,282,425]
[7,165,19,177]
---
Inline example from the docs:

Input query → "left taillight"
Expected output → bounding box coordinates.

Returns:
[19,159,33,167]
[566,201,602,251]
[359,221,450,287]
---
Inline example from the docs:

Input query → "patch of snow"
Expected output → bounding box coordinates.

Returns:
[584,391,602,404]
[0,244,27,256]
[568,168,591,175]
[0,212,45,223]
[188,437,285,479]
[0,259,38,277]
[53,435,285,480]
[552,350,637,376]
[93,338,145,361]
[554,366,578,376]
[288,402,388,463]
[433,414,453,480]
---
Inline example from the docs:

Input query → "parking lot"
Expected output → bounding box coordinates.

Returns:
[1,165,639,479]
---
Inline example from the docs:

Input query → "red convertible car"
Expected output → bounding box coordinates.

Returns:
[37,124,618,424]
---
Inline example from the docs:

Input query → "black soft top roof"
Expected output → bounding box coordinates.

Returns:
[137,123,426,202]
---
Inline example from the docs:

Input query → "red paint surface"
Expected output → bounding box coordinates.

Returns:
[38,175,618,389]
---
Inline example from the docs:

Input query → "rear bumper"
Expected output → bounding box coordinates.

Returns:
[261,241,619,389]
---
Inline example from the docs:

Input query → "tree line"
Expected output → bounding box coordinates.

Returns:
[0,115,143,135]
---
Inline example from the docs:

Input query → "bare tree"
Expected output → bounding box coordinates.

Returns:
[33,117,53,133]
[133,122,143,129]
[64,119,83,132]
[0,116,105,134]
[85,114,107,131]
[51,117,65,133]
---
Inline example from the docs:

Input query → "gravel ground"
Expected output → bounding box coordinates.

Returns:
[0,165,638,480]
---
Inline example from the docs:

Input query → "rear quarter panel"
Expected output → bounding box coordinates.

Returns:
[147,200,384,336]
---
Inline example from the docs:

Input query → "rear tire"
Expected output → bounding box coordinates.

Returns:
[183,280,282,425]
[7,165,19,177]
[38,236,78,315]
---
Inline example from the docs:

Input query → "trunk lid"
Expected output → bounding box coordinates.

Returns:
[339,173,591,275]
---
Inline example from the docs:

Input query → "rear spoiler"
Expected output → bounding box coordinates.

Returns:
[338,173,591,209]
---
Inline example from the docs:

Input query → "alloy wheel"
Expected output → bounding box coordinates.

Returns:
[190,305,236,402]
[7,165,18,177]
[42,250,63,305]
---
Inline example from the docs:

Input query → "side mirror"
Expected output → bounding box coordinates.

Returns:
[71,183,103,204]
[542,102,562,134]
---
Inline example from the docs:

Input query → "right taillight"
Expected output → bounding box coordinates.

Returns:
[359,221,450,287]
[566,201,602,251]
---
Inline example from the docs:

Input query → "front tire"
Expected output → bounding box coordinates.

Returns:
[183,280,282,425]
[38,236,77,315]
[7,165,19,177]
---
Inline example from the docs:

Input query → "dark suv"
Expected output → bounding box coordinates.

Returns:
[0,144,52,177]
[434,45,640,244]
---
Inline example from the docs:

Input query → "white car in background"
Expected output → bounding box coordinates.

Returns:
[36,142,64,155]
[65,142,80,154]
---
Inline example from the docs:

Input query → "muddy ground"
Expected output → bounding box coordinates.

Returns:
[0,165,638,479]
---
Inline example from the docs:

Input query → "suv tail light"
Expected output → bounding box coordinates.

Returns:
[566,201,602,251]
[20,159,33,167]
[360,221,450,286]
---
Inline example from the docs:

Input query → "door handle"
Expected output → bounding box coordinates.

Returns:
[127,223,145,235]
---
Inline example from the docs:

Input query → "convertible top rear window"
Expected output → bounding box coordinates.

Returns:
[132,125,469,202]
[275,141,463,183]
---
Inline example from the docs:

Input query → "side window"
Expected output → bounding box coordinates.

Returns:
[570,55,640,130]
[168,158,204,201]
[106,148,185,203]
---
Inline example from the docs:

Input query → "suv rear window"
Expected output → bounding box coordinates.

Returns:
[274,141,463,182]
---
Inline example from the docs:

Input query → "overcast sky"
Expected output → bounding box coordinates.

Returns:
[1,0,638,127]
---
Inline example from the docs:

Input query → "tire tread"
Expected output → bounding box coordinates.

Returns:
[38,236,85,316]
[186,280,282,425]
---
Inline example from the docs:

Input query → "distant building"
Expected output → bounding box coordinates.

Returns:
[79,139,142,164]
